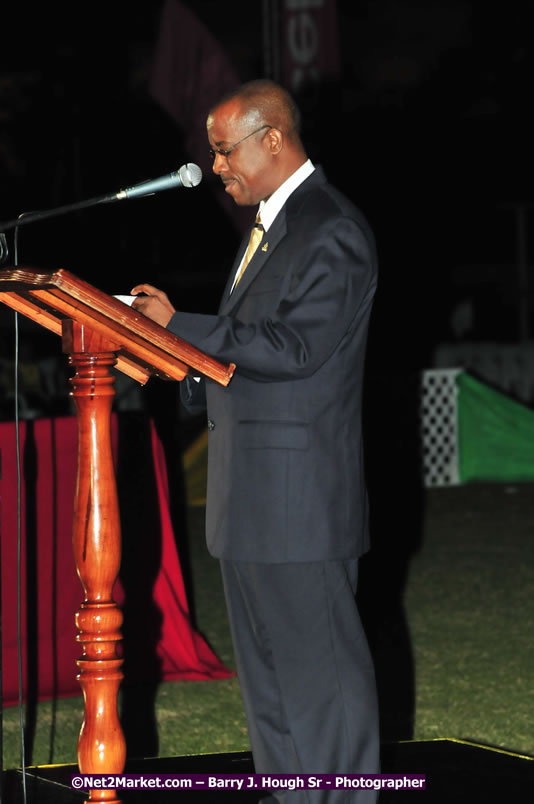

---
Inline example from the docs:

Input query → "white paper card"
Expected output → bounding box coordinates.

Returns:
[113,295,137,307]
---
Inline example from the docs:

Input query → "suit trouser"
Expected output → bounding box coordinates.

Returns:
[220,559,380,803]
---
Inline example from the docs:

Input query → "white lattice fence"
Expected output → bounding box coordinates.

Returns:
[420,369,461,487]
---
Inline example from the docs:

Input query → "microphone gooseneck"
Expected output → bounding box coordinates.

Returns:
[0,163,203,234]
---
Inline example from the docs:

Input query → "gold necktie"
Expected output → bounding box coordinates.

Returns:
[234,214,263,287]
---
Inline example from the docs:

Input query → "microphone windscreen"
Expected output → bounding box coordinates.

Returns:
[179,163,202,188]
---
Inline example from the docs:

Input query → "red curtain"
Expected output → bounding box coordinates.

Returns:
[0,415,231,706]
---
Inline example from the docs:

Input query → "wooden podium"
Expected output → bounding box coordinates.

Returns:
[0,268,234,803]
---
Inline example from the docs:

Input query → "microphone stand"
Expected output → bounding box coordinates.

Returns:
[0,190,127,232]
[0,235,7,265]
[0,162,202,265]
[0,192,124,267]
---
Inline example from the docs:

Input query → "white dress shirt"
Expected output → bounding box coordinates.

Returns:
[230,159,315,292]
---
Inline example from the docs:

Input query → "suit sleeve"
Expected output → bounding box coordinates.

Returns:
[168,216,376,383]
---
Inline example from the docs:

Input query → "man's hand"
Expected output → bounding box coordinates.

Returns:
[130,283,176,327]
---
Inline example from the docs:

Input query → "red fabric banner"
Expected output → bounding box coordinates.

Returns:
[279,0,341,92]
[150,0,252,234]
[0,415,231,707]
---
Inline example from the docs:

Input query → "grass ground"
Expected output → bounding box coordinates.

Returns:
[2,484,534,769]
[404,483,534,755]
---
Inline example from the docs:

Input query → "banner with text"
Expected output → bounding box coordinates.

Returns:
[279,0,341,92]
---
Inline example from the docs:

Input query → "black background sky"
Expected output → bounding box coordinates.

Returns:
[1,0,533,369]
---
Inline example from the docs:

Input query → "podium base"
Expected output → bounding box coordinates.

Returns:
[3,740,533,802]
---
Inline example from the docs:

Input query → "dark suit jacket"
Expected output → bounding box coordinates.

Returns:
[169,167,377,563]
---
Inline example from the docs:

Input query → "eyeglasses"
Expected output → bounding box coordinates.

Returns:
[209,124,272,161]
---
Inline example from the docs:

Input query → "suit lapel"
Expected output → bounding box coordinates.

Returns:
[218,167,326,314]
[220,209,287,314]
[218,233,249,311]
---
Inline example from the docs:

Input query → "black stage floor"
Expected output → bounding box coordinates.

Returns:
[2,739,533,803]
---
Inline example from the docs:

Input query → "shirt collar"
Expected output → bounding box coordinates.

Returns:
[258,159,315,231]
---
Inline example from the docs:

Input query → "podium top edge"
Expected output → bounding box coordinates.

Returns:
[0,267,235,387]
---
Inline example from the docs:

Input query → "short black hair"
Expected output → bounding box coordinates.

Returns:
[211,79,302,139]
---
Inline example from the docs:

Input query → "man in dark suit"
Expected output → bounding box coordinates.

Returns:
[132,80,379,802]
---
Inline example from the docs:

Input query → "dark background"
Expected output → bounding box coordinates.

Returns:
[2,0,532,745]
[1,0,533,375]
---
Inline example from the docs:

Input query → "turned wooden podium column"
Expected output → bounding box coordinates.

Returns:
[0,268,235,804]
[65,321,125,804]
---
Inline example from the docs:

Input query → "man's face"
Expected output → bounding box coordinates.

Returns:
[207,99,275,206]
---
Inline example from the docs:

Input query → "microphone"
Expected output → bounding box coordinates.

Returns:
[116,163,203,199]
[0,163,203,237]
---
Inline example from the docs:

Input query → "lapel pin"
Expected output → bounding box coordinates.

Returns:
[262,242,269,252]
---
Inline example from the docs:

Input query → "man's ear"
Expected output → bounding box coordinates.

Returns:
[267,127,283,155]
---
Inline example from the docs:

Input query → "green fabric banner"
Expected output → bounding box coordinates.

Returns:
[457,372,534,482]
